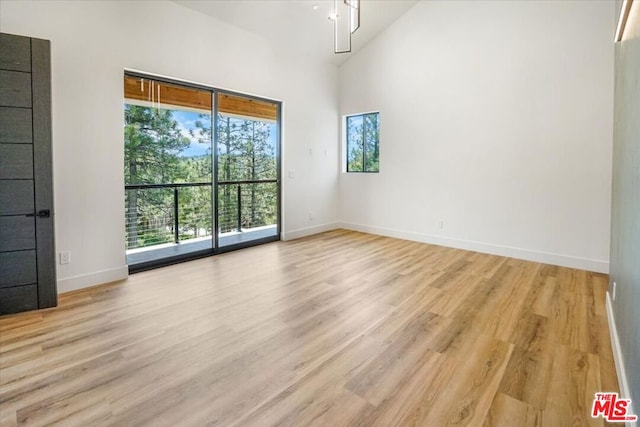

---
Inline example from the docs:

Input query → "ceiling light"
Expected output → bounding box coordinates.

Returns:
[312,4,319,11]
[615,0,634,42]
[332,0,360,54]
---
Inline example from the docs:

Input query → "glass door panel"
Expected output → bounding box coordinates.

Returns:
[124,75,214,268]
[216,92,280,248]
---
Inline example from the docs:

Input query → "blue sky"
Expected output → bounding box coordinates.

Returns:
[172,110,211,158]
[171,110,278,158]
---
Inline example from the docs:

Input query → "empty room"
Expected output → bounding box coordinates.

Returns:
[0,0,638,425]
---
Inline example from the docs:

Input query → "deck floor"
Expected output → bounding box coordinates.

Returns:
[126,225,278,266]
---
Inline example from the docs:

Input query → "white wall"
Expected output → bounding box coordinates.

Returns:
[339,0,615,273]
[0,0,339,292]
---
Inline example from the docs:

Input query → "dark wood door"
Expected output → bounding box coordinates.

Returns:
[0,33,56,315]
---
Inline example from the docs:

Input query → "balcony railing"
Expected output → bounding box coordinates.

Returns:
[125,180,277,251]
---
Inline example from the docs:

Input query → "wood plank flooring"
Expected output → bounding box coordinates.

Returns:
[0,230,621,426]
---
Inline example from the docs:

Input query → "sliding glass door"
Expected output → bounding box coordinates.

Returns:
[216,92,280,249]
[124,75,280,271]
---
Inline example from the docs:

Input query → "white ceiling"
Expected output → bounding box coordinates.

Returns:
[174,0,418,66]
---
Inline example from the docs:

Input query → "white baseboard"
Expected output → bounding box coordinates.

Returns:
[57,266,129,294]
[338,222,609,273]
[606,292,636,427]
[282,222,340,241]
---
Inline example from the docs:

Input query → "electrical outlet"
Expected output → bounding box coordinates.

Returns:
[612,281,617,301]
[59,251,70,265]
[437,220,444,230]
[288,170,295,179]
[309,212,314,221]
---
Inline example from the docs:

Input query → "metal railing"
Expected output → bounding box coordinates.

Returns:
[217,179,278,234]
[125,180,277,251]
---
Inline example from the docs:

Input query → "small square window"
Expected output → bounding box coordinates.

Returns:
[346,112,379,173]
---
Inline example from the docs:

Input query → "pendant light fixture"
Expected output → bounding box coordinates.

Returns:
[330,0,360,54]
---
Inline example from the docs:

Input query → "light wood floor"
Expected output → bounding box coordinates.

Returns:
[0,230,620,426]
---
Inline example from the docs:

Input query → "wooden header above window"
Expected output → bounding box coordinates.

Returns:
[124,75,211,111]
[217,93,277,122]
[124,76,277,121]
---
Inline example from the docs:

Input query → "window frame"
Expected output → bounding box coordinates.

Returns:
[345,111,380,173]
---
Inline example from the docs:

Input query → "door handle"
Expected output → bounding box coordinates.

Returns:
[25,209,51,218]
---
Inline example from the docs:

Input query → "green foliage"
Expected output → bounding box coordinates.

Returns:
[124,105,192,184]
[125,105,194,248]
[216,115,277,232]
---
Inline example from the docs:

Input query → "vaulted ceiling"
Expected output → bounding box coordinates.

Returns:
[174,0,418,66]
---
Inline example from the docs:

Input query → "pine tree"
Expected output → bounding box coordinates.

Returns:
[124,105,190,247]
